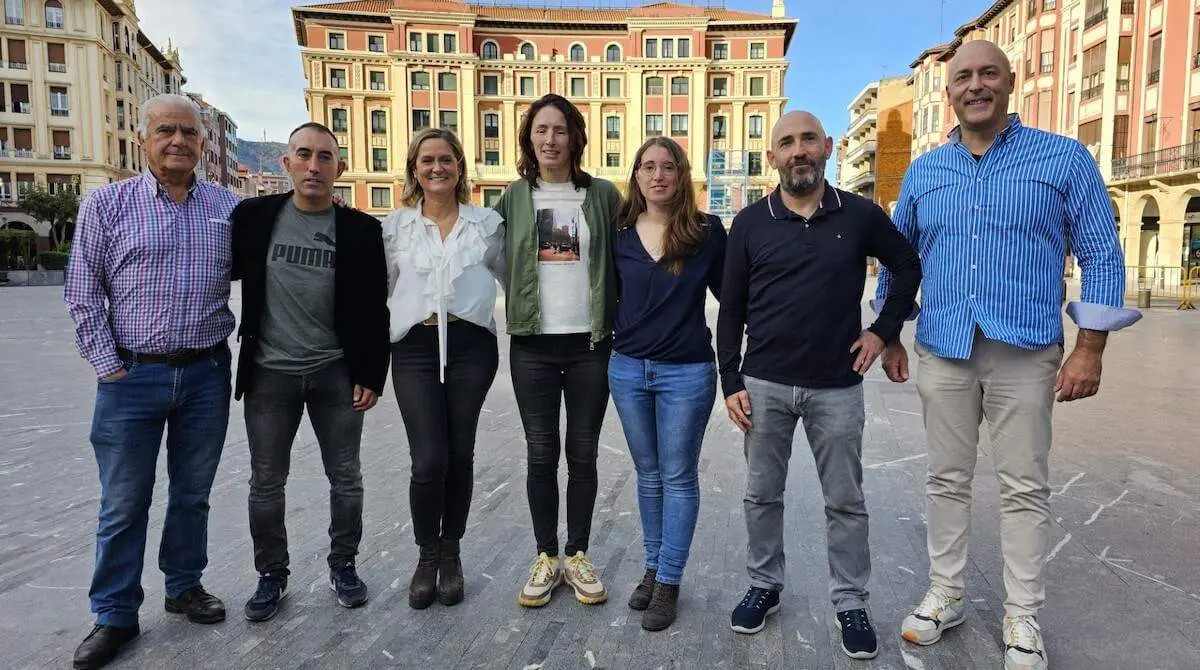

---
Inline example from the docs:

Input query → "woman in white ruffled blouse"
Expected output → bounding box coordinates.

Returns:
[380,128,504,611]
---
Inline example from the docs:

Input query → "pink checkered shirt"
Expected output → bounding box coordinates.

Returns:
[64,170,240,378]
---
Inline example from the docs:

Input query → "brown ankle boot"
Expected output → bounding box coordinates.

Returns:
[628,568,657,611]
[437,538,464,606]
[641,582,680,631]
[408,543,439,609]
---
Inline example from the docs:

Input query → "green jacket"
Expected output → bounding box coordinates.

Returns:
[494,177,623,342]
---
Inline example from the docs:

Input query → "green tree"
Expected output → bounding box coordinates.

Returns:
[20,183,79,247]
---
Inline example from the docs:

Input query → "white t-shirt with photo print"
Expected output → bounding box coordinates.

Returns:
[532,181,592,334]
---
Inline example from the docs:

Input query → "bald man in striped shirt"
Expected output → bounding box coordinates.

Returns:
[875,40,1140,670]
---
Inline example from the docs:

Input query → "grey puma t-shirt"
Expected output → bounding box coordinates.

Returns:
[255,200,343,373]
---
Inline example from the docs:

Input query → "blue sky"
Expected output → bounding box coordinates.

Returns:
[136,0,985,175]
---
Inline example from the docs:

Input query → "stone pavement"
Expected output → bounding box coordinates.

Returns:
[0,283,1197,670]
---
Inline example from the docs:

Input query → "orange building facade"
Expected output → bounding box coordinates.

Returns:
[291,0,796,218]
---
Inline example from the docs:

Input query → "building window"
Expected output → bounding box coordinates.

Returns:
[570,77,586,97]
[712,77,728,96]
[1116,36,1131,90]
[670,77,689,95]
[45,0,63,28]
[372,148,388,172]
[444,34,456,53]
[570,44,585,62]
[1081,43,1105,100]
[1143,117,1158,152]
[646,76,664,95]
[645,114,663,136]
[329,33,345,50]
[412,109,431,130]
[411,72,430,90]
[606,44,621,62]
[519,76,535,96]
[439,72,457,91]
[483,188,502,207]
[645,38,658,58]
[606,153,620,167]
[5,0,24,24]
[329,68,346,88]
[409,32,422,52]
[371,187,391,209]
[678,38,690,58]
[713,43,728,60]
[334,185,352,203]
[368,35,385,52]
[426,33,439,53]
[52,130,70,158]
[662,38,674,58]
[1147,33,1162,85]
[606,116,621,139]
[369,71,386,90]
[439,111,458,134]
[371,110,387,134]
[749,77,765,96]
[605,78,621,97]
[481,41,499,60]
[748,115,763,139]
[750,42,765,59]
[484,113,499,138]
[339,147,349,164]
[484,150,499,165]
[1078,119,1101,148]
[519,43,534,60]
[712,116,727,139]
[47,42,66,72]
[748,152,763,176]
[330,108,348,132]
[670,114,688,137]
[482,74,499,95]
[1043,0,1056,8]
[746,188,763,204]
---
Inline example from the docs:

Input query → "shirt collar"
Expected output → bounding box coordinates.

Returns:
[767,180,843,221]
[140,168,199,200]
[947,113,1024,146]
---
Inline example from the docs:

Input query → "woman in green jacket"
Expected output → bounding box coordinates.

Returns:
[494,94,622,609]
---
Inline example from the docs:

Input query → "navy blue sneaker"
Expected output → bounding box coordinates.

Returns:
[730,587,780,634]
[330,563,368,608]
[837,608,879,659]
[244,572,288,622]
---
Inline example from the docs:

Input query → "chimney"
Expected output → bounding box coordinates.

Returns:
[771,0,785,18]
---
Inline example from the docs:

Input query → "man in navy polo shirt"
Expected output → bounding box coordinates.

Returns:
[716,111,921,659]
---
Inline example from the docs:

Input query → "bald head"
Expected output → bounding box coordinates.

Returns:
[948,40,1011,80]
[768,110,831,197]
[771,111,827,149]
[945,39,1015,136]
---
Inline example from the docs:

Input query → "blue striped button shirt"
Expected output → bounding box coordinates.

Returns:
[876,115,1140,360]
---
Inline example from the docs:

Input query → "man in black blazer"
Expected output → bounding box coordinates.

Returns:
[230,122,389,622]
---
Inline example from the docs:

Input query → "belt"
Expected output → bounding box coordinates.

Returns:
[422,313,460,326]
[116,342,226,367]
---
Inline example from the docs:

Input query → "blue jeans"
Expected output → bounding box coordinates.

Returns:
[608,352,715,585]
[88,347,232,627]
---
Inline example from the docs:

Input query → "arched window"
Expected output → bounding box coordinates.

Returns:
[605,44,621,62]
[519,43,535,60]
[44,0,64,28]
[481,41,498,60]
[569,44,584,62]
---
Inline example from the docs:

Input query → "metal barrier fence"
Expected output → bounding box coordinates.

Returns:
[1125,265,1200,308]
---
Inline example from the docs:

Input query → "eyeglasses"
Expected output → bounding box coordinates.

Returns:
[637,162,678,176]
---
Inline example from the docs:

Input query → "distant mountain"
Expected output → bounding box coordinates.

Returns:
[236,139,288,175]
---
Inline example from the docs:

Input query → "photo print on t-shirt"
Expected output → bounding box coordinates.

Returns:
[536,207,582,263]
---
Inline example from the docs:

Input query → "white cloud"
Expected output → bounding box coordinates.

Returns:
[135,0,308,143]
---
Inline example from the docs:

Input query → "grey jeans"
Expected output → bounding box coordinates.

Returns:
[742,375,870,612]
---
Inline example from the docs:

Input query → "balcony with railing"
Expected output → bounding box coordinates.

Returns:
[843,140,876,165]
[48,63,66,73]
[1147,70,1160,85]
[1120,0,1133,13]
[1111,143,1200,181]
[1084,2,1107,28]
[7,59,26,70]
[53,146,71,160]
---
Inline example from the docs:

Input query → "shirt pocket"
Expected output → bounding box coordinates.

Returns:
[197,218,233,280]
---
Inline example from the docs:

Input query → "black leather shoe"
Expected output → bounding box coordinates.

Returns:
[165,586,226,624]
[73,624,139,669]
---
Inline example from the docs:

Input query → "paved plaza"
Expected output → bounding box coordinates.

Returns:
[0,282,1197,669]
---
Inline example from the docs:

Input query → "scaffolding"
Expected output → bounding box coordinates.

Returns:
[705,149,750,224]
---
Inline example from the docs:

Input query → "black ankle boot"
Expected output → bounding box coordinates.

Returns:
[437,538,464,606]
[628,568,657,611]
[642,582,680,631]
[408,543,439,609]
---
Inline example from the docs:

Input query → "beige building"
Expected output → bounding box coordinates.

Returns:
[0,0,184,239]
[291,0,797,218]
[186,92,240,190]
[837,75,913,208]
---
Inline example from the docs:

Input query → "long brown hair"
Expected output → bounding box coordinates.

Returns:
[401,128,470,207]
[517,94,592,189]
[618,137,707,275]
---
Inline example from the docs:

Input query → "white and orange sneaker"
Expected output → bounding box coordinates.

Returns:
[900,586,966,645]
[1003,615,1049,670]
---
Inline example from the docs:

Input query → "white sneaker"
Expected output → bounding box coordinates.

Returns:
[518,553,562,608]
[900,586,966,645]
[1003,615,1049,670]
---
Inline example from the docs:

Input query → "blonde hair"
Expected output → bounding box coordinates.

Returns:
[401,128,470,206]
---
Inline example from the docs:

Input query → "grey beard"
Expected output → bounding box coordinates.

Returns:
[779,164,823,196]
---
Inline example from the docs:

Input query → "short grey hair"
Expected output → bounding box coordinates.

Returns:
[138,93,203,137]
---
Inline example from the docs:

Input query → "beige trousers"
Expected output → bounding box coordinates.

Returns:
[916,330,1063,617]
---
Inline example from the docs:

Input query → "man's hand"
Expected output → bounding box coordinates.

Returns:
[725,391,752,432]
[352,385,378,411]
[881,342,910,383]
[1055,329,1106,402]
[850,330,886,376]
[332,193,349,208]
[100,369,128,383]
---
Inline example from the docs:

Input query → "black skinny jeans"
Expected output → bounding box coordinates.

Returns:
[392,321,499,547]
[510,333,611,557]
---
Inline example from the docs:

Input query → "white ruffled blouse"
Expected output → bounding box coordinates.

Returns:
[380,202,506,381]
